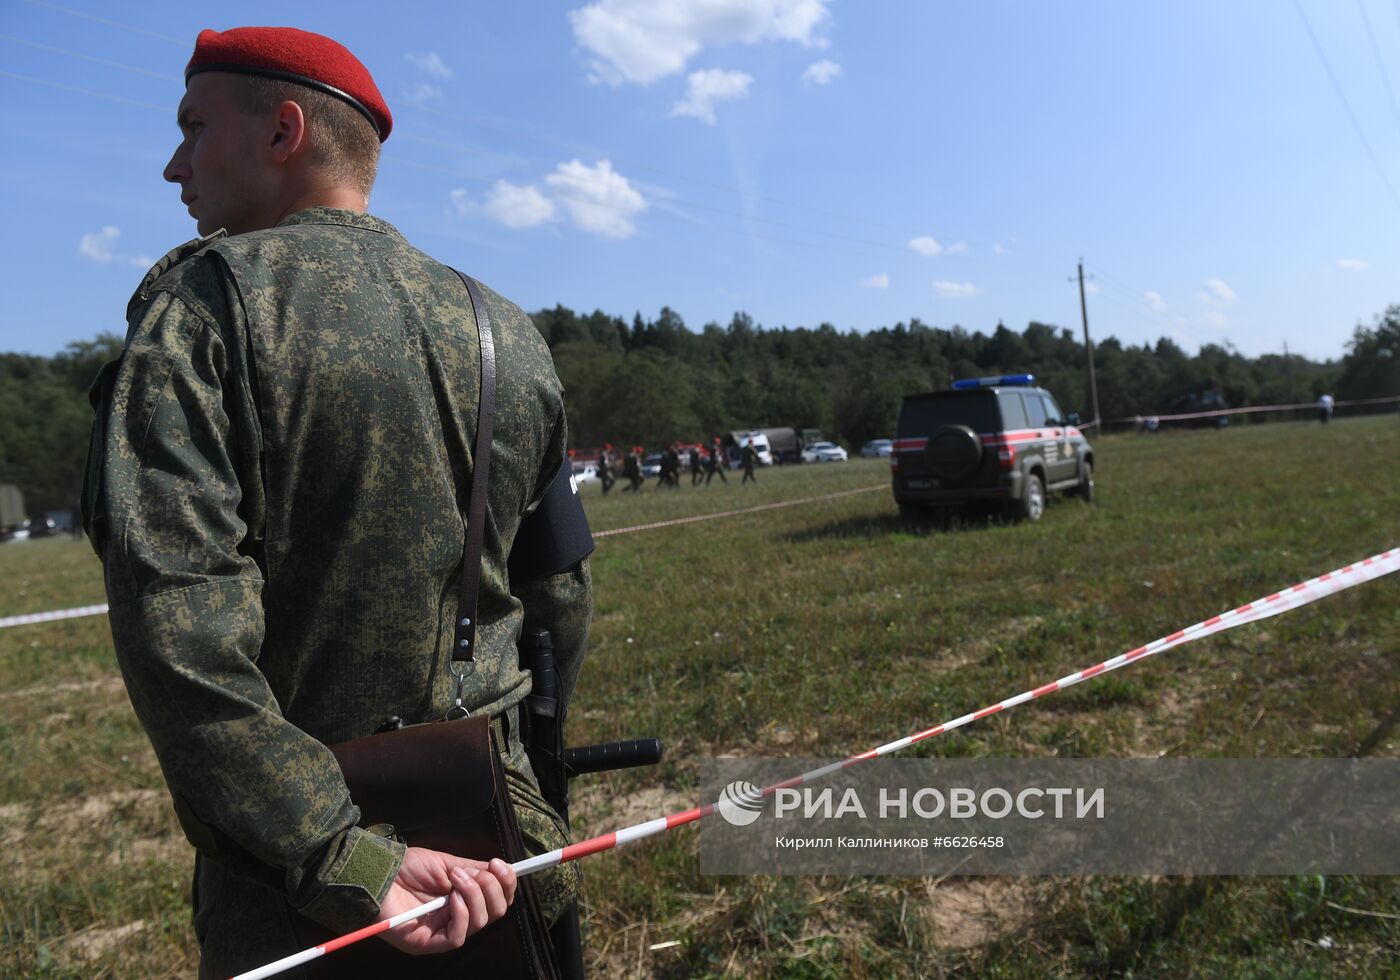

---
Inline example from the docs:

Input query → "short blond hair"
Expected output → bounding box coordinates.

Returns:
[232,75,380,197]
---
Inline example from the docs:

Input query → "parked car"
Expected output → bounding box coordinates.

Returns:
[571,462,599,484]
[860,438,893,458]
[892,373,1093,523]
[641,453,664,477]
[800,441,849,463]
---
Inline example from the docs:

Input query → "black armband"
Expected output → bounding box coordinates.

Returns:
[509,461,595,581]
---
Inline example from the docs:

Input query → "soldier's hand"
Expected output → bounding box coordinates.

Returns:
[376,848,517,955]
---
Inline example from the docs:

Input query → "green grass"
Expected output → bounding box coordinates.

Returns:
[2,416,1398,976]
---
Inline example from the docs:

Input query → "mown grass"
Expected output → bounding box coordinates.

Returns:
[2,416,1397,976]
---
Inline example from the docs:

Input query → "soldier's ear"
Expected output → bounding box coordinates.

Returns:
[268,100,308,163]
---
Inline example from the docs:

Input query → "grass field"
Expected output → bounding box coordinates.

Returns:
[2,416,1398,977]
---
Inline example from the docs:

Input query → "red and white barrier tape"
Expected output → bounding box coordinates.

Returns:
[1106,393,1400,425]
[234,545,1400,980]
[1,487,887,630]
[0,603,109,630]
[593,485,884,538]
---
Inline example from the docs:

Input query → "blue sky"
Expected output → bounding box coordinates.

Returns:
[3,0,1399,361]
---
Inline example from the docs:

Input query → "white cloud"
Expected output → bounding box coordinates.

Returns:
[860,272,889,289]
[1145,290,1167,313]
[908,235,943,257]
[671,68,752,124]
[1084,282,1101,295]
[406,52,454,79]
[449,189,474,218]
[483,180,556,229]
[1200,277,1235,304]
[993,243,1007,256]
[79,226,155,269]
[1336,258,1369,271]
[79,226,120,263]
[802,59,841,85]
[401,81,443,107]
[570,0,832,85]
[545,159,647,238]
[932,280,979,299]
[946,242,968,254]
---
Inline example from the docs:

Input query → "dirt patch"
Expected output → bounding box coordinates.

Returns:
[571,783,695,838]
[919,878,1035,949]
[65,919,149,961]
[1123,682,1209,756]
[0,676,125,703]
[2,789,168,847]
[50,789,167,839]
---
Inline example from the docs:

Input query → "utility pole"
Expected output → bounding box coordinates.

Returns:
[1076,260,1101,428]
[1284,340,1293,402]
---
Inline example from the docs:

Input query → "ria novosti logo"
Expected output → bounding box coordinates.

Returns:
[716,780,765,826]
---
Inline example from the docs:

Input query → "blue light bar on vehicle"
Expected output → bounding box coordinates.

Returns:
[952,373,1035,389]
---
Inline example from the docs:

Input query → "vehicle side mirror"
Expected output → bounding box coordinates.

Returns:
[1066,412,1081,426]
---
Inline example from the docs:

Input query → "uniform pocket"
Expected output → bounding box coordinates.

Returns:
[81,356,123,556]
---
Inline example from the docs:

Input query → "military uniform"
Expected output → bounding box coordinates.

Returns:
[706,440,728,484]
[84,207,588,976]
[622,450,643,492]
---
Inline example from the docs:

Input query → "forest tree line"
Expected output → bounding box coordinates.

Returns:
[3,304,1397,513]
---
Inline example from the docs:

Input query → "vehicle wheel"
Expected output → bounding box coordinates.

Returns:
[1074,461,1094,503]
[1011,473,1045,522]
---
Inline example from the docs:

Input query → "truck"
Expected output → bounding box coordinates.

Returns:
[724,430,774,467]
[727,426,821,464]
[756,427,800,463]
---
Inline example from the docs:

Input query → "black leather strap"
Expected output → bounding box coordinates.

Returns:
[450,269,496,665]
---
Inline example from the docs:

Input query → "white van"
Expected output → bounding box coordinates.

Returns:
[735,431,774,467]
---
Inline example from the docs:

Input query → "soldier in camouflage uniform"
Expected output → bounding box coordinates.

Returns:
[82,27,586,977]
[706,436,728,484]
[688,443,702,486]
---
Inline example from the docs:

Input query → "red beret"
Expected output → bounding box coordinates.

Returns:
[186,27,392,142]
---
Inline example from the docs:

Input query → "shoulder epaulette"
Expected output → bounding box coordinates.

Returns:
[127,229,228,317]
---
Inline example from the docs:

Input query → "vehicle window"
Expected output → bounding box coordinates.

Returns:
[1026,394,1056,427]
[1040,393,1065,424]
[998,391,1028,429]
[897,393,999,435]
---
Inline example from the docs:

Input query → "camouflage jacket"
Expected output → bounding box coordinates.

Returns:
[84,208,591,959]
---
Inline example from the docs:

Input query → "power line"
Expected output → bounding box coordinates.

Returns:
[1355,0,1400,141]
[1093,267,1160,307]
[2,16,1078,290]
[16,0,1007,252]
[0,34,182,82]
[6,8,1024,265]
[1290,0,1400,211]
[0,69,166,112]
[19,0,185,45]
[4,50,1042,280]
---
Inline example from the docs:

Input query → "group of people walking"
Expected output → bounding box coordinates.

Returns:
[591,438,760,494]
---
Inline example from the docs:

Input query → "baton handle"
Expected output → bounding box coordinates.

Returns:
[563,738,662,777]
